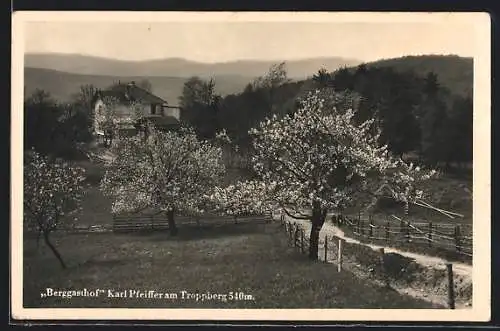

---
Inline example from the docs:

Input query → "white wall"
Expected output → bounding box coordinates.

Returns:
[93,100,105,135]
[94,99,181,136]
[163,107,180,120]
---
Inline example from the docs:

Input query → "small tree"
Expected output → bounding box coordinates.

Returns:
[312,68,332,88]
[212,88,436,260]
[100,127,225,236]
[179,77,221,139]
[253,62,290,114]
[252,62,289,90]
[72,84,97,114]
[23,150,86,268]
[24,89,62,153]
[96,96,122,147]
[179,76,215,109]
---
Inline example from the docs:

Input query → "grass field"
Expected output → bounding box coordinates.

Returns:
[23,222,438,309]
[22,155,469,309]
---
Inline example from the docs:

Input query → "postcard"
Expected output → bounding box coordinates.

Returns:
[11,11,491,322]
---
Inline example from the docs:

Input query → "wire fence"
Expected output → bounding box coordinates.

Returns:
[278,215,467,309]
[332,213,473,258]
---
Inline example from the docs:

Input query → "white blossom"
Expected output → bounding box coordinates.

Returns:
[211,89,436,216]
[100,126,225,216]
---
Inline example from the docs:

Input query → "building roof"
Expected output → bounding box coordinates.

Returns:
[94,81,168,105]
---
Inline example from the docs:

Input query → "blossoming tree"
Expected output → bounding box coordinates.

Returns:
[212,88,436,260]
[23,150,86,268]
[100,126,225,236]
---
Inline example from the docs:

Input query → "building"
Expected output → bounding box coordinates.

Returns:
[92,81,182,144]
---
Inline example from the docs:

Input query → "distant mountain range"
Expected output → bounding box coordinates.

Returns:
[23,53,473,103]
[24,53,360,79]
[24,67,253,104]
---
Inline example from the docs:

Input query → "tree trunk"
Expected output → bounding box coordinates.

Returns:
[309,202,327,260]
[36,229,42,248]
[167,209,178,236]
[43,231,67,269]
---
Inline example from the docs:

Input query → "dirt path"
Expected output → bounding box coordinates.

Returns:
[286,217,472,276]
[282,216,473,308]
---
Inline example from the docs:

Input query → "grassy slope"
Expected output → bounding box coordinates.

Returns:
[22,152,462,309]
[23,222,437,308]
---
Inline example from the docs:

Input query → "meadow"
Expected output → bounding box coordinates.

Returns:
[23,137,476,310]
[23,221,439,309]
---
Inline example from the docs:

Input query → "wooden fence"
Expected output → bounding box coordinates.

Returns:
[279,215,460,309]
[25,214,273,235]
[335,213,473,258]
[112,213,273,233]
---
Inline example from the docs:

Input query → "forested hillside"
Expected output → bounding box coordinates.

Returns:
[180,60,472,172]
[24,54,472,103]
[364,55,473,98]
[24,55,473,175]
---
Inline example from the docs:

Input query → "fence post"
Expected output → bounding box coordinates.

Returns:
[379,248,389,287]
[400,219,404,235]
[360,218,364,236]
[151,215,154,231]
[446,263,456,309]
[369,215,373,238]
[385,221,390,243]
[337,238,344,272]
[295,227,300,249]
[406,219,411,242]
[324,235,328,262]
[455,225,462,253]
[291,223,295,243]
[428,222,433,247]
[301,229,305,254]
[234,215,238,224]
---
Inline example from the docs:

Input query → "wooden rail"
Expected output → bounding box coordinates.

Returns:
[335,213,473,258]
[112,213,272,233]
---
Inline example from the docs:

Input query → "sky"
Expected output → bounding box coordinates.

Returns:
[22,13,480,63]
